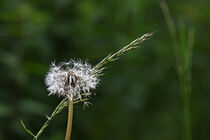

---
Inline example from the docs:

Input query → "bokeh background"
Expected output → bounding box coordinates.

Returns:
[0,0,210,140]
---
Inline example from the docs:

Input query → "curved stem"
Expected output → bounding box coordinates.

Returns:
[65,98,73,140]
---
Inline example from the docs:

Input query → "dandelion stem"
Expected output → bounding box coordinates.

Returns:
[65,98,73,140]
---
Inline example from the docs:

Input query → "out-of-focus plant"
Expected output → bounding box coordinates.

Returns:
[21,32,154,140]
[160,1,194,140]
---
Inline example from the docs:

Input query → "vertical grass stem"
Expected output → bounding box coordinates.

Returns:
[160,1,194,140]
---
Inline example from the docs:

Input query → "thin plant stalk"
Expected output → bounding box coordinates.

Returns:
[160,1,194,140]
[65,98,73,140]
[178,27,194,140]
[21,98,82,140]
[34,99,68,140]
[21,99,68,140]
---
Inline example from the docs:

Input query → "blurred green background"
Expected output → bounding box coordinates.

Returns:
[0,0,210,140]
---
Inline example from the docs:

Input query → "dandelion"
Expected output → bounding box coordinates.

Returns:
[44,60,100,140]
[45,60,99,101]
[21,32,154,140]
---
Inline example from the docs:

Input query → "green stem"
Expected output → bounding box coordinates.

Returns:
[34,99,68,140]
[65,98,73,140]
[179,72,192,140]
[160,1,193,140]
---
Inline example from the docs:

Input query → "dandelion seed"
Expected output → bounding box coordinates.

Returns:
[83,101,92,109]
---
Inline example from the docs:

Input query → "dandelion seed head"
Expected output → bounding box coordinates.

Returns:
[45,60,99,101]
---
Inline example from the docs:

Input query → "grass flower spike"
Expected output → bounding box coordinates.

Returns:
[21,32,154,140]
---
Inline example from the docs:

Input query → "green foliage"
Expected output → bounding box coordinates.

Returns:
[0,0,210,140]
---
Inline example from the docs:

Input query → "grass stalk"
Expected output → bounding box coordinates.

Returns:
[160,1,194,140]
